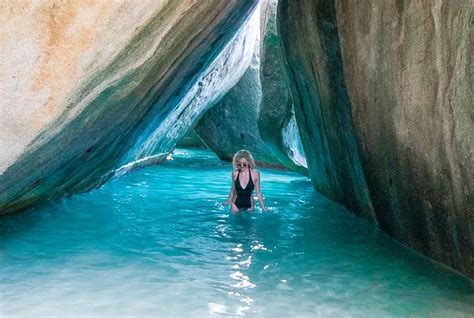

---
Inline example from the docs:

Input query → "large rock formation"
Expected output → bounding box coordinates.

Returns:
[195,1,308,173]
[0,1,258,214]
[336,0,473,278]
[279,0,473,278]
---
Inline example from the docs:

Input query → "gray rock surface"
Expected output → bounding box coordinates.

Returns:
[195,1,308,173]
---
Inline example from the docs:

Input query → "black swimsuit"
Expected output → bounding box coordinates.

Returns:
[234,168,255,209]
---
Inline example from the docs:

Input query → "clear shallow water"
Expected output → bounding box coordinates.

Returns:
[1,148,473,317]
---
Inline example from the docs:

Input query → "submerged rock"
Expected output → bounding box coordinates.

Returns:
[0,1,258,214]
[176,130,207,149]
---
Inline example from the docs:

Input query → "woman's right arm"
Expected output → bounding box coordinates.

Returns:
[224,171,236,205]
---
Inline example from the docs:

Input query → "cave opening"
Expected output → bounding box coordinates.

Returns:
[1,0,473,316]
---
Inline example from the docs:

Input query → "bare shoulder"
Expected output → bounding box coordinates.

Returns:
[251,169,260,179]
[232,170,239,180]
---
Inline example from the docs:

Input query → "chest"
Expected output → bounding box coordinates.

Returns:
[236,171,254,190]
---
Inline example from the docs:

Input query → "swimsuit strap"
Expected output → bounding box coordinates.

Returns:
[236,169,240,186]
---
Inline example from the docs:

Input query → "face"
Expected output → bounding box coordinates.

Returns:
[237,159,249,170]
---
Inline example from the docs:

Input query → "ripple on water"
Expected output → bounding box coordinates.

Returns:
[0,148,473,317]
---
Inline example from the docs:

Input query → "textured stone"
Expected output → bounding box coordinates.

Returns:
[0,0,258,214]
[336,0,473,278]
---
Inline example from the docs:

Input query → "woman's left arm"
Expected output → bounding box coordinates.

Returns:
[254,171,267,210]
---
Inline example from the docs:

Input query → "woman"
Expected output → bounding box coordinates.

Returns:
[223,150,266,212]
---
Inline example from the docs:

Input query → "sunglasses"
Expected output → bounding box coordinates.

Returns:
[237,162,249,167]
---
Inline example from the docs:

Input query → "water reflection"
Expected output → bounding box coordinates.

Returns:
[1,148,473,317]
[222,213,258,315]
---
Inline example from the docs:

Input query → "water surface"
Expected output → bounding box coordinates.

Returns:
[1,148,473,317]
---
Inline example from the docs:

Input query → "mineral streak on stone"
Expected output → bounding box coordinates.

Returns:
[0,0,258,215]
[282,114,307,168]
[278,0,375,218]
[336,0,473,278]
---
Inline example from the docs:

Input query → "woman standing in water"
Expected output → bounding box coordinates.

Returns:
[224,150,266,212]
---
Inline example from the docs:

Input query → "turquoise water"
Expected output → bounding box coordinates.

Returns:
[1,148,473,317]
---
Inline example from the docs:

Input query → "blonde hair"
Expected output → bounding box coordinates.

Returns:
[232,150,256,170]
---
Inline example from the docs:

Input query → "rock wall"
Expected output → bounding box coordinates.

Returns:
[278,0,374,217]
[258,0,307,171]
[336,0,473,278]
[278,0,473,278]
[0,1,258,215]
